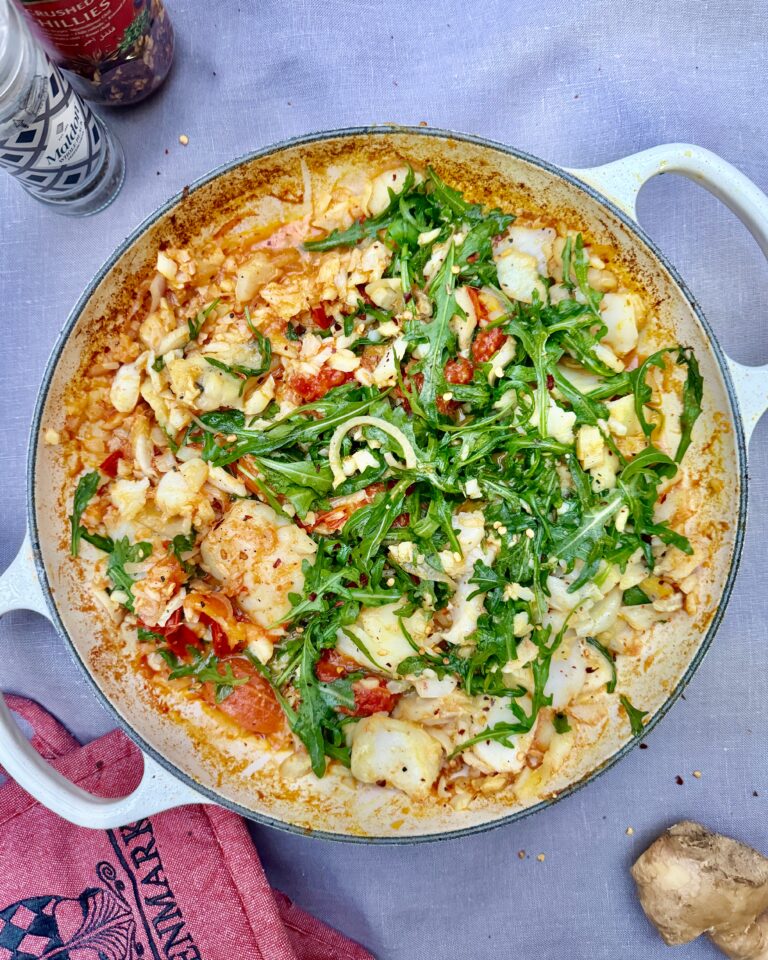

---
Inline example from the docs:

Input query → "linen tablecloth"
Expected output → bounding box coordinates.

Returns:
[2,1,767,957]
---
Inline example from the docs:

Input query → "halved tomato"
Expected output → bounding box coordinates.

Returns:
[202,657,284,735]
[346,681,398,717]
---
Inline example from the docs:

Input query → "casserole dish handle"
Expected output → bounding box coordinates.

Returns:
[0,533,207,828]
[568,143,768,444]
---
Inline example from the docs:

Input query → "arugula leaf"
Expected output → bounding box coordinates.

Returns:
[244,455,333,519]
[80,529,115,553]
[187,298,220,342]
[170,531,196,574]
[415,242,458,423]
[676,346,703,462]
[623,585,651,606]
[586,636,617,693]
[204,331,272,388]
[571,233,603,317]
[289,632,357,777]
[343,478,409,565]
[561,235,575,291]
[550,491,623,562]
[163,648,249,704]
[468,559,506,596]
[549,365,608,426]
[304,169,416,251]
[196,385,384,467]
[632,349,668,437]
[290,639,327,776]
[106,537,153,612]
[620,694,649,736]
[449,720,531,757]
[624,345,701,456]
[70,471,101,557]
[617,446,691,564]
[255,456,333,494]
[138,627,164,642]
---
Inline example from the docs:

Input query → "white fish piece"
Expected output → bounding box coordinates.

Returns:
[495,246,546,303]
[487,336,517,384]
[336,603,432,675]
[437,511,496,647]
[364,277,403,312]
[200,501,317,630]
[468,697,537,773]
[155,458,209,517]
[556,361,602,393]
[109,478,149,521]
[543,638,588,709]
[167,355,242,412]
[593,342,625,372]
[155,325,189,357]
[606,394,642,437]
[350,715,443,798]
[207,465,248,498]
[156,250,178,281]
[372,337,408,387]
[599,292,643,356]
[546,574,601,613]
[410,669,458,699]
[243,374,276,416]
[235,252,278,303]
[545,395,577,444]
[452,286,478,354]
[503,226,556,275]
[110,358,144,413]
[368,167,411,216]
[576,425,605,470]
[438,510,486,578]
[590,448,620,492]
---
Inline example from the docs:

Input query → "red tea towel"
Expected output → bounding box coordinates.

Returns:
[0,695,373,960]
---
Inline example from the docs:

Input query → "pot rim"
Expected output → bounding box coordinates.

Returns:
[26,125,749,844]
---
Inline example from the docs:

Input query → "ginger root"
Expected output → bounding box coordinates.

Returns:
[632,821,768,960]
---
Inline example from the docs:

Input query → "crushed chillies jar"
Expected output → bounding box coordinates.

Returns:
[15,0,174,106]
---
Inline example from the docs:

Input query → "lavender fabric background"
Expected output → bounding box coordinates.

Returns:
[2,1,768,957]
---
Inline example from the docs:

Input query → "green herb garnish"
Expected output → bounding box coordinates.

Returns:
[623,585,651,606]
[70,471,101,557]
[106,537,152,612]
[620,694,649,736]
[187,298,221,342]
[161,648,249,704]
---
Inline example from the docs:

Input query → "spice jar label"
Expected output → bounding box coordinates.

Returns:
[0,57,106,196]
[19,0,145,63]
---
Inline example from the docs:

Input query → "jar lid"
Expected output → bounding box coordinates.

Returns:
[0,0,32,106]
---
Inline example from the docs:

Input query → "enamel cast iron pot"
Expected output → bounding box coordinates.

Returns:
[1,128,767,841]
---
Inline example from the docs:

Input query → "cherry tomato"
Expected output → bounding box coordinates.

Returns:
[203,658,284,735]
[472,327,507,363]
[200,613,232,657]
[311,304,333,329]
[346,681,398,717]
[315,648,360,682]
[290,365,354,402]
[466,285,488,322]
[164,623,203,658]
[99,449,124,478]
[444,357,475,384]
